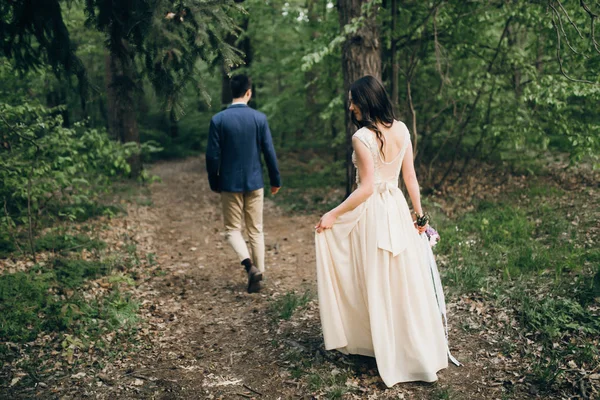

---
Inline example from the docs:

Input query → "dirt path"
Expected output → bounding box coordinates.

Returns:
[87,157,532,399]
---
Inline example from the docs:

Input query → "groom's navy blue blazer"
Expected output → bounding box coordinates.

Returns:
[206,104,281,193]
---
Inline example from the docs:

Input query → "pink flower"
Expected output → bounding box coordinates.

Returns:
[425,226,440,247]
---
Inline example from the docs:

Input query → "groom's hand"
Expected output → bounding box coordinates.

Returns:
[271,186,281,195]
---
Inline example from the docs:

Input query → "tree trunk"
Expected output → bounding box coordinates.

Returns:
[221,65,233,108]
[338,0,381,197]
[391,0,399,108]
[104,51,119,140]
[105,49,142,178]
[169,108,178,138]
[508,24,523,98]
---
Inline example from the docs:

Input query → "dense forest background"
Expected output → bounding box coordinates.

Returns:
[1,1,599,399]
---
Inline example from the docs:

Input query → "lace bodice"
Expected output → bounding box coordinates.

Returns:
[352,124,411,186]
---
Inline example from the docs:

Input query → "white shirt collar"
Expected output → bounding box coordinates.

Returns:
[231,101,247,106]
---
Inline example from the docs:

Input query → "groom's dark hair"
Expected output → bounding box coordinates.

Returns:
[230,74,252,98]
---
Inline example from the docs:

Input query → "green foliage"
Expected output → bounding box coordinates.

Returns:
[51,258,111,289]
[35,232,106,253]
[137,0,245,111]
[0,0,87,94]
[244,0,344,151]
[3,1,599,188]
[383,1,600,181]
[0,272,50,342]
[269,290,312,320]
[0,254,139,348]
[2,0,243,112]
[439,185,595,290]
[160,0,599,190]
[517,295,600,340]
[307,369,352,398]
[436,180,599,393]
[0,101,134,254]
[510,288,600,390]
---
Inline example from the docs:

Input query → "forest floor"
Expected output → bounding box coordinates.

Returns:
[3,156,598,399]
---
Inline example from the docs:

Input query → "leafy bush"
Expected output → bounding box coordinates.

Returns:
[0,101,135,255]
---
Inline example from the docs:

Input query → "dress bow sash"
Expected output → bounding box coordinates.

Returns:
[375,181,406,257]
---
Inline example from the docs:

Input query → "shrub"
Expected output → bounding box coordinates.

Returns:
[0,101,135,256]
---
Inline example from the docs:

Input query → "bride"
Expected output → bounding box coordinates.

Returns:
[314,75,457,387]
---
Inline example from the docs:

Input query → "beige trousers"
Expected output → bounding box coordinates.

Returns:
[221,189,265,272]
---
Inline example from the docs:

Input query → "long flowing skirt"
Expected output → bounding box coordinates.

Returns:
[315,186,449,387]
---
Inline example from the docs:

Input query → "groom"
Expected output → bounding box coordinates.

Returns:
[206,74,281,293]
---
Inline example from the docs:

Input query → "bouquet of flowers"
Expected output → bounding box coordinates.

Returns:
[424,226,441,247]
[415,213,441,248]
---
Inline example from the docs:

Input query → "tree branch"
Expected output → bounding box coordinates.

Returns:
[394,1,444,50]
[551,13,597,84]
[435,16,513,189]
[433,5,450,94]
[579,0,600,53]
[451,79,497,185]
[0,115,41,152]
[556,0,585,39]
[550,2,586,57]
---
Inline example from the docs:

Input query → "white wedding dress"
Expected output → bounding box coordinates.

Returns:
[315,123,455,387]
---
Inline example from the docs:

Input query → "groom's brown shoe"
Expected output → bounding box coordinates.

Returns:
[247,265,263,294]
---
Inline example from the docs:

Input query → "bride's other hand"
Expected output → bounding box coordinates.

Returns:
[414,222,428,234]
[315,211,337,233]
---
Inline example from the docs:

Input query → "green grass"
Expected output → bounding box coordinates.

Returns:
[0,256,137,344]
[435,180,599,394]
[1,232,107,259]
[0,271,51,342]
[51,258,112,288]
[437,191,595,290]
[278,344,354,398]
[516,293,600,340]
[0,257,140,394]
[431,386,454,400]
[269,290,312,321]
[35,232,106,253]
[309,372,351,399]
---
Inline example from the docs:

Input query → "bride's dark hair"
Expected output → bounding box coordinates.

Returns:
[350,75,396,156]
